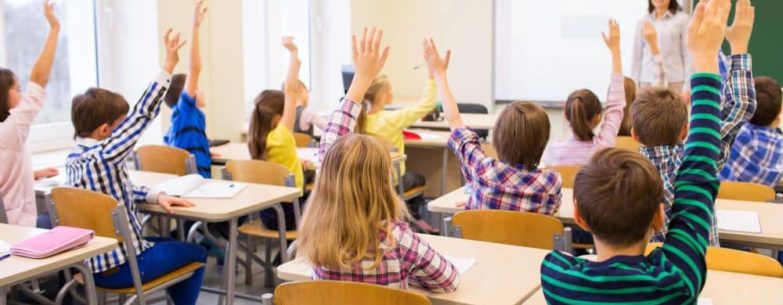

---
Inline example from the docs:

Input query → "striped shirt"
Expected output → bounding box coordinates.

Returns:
[164,92,211,178]
[542,74,626,166]
[316,99,459,292]
[720,123,783,187]
[66,72,171,273]
[541,73,723,304]
[449,128,562,214]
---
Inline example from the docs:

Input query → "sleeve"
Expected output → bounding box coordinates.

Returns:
[0,82,45,148]
[631,19,644,83]
[132,185,158,204]
[397,225,460,293]
[448,128,488,184]
[176,92,198,112]
[719,54,756,169]
[653,54,669,88]
[98,72,171,162]
[680,17,693,93]
[318,98,363,162]
[379,80,437,131]
[593,74,626,147]
[661,73,722,297]
[300,107,328,131]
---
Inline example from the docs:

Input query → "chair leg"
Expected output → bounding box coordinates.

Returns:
[245,235,254,286]
[264,239,274,287]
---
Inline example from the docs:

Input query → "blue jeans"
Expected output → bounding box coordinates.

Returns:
[94,238,207,305]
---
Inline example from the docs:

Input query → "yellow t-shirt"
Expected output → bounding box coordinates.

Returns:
[365,80,437,174]
[266,124,304,189]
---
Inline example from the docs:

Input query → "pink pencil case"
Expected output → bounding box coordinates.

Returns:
[11,226,94,259]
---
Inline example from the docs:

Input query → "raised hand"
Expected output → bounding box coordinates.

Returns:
[602,19,621,52]
[642,21,660,54]
[194,0,208,27]
[282,36,298,54]
[346,27,391,103]
[687,0,731,72]
[43,0,60,30]
[163,29,187,74]
[726,0,755,55]
[157,194,195,215]
[423,38,451,78]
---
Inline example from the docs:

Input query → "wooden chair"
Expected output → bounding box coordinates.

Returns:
[223,160,301,286]
[718,181,776,202]
[293,132,314,148]
[544,165,582,189]
[134,145,196,176]
[49,187,204,305]
[646,243,783,278]
[263,281,431,305]
[451,210,565,250]
[615,136,641,151]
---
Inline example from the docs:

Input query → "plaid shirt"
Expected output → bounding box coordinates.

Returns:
[313,222,459,292]
[316,99,459,292]
[640,54,756,246]
[448,128,562,214]
[721,124,783,187]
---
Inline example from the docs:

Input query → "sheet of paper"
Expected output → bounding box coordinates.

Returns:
[183,181,248,199]
[416,132,445,141]
[717,210,762,233]
[444,256,476,274]
[297,148,319,163]
[698,298,713,305]
[0,239,9,260]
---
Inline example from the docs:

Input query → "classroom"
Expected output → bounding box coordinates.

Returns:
[2,0,783,304]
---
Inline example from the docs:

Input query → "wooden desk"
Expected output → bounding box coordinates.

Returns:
[0,224,118,305]
[277,234,549,305]
[211,143,407,166]
[429,187,783,250]
[524,270,783,304]
[411,114,497,130]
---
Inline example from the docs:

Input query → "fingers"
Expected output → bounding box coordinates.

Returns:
[373,30,383,54]
[176,39,188,51]
[445,50,452,68]
[688,2,706,38]
[380,46,391,67]
[164,28,173,45]
[351,34,359,60]
[429,38,441,56]
[360,27,369,53]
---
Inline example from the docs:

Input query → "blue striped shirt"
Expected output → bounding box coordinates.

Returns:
[66,72,171,273]
[164,92,211,178]
[541,73,723,304]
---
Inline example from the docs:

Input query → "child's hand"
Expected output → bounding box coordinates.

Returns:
[157,194,195,215]
[687,0,731,72]
[352,27,390,83]
[162,29,187,74]
[34,167,59,180]
[282,36,298,54]
[642,21,659,54]
[423,38,452,78]
[601,19,621,52]
[43,0,60,30]
[725,0,755,55]
[193,0,208,27]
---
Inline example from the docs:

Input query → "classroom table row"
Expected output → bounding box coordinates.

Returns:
[428,187,783,251]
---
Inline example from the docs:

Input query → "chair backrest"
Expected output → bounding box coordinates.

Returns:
[544,165,582,189]
[293,133,314,148]
[646,243,783,278]
[452,210,564,250]
[457,103,489,115]
[135,145,193,176]
[273,281,431,305]
[481,143,498,159]
[615,136,642,151]
[49,187,123,241]
[718,181,775,202]
[224,160,290,186]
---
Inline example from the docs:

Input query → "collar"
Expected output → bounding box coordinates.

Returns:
[650,10,675,20]
[639,145,682,161]
[75,137,100,149]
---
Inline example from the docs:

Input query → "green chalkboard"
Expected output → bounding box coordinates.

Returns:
[695,0,783,81]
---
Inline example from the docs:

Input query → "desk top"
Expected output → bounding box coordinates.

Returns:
[277,234,549,305]
[405,130,452,148]
[129,171,302,222]
[411,114,497,130]
[0,224,118,286]
[428,187,783,248]
[523,270,783,304]
[211,143,406,165]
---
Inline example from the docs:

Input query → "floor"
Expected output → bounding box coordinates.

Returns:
[194,256,275,305]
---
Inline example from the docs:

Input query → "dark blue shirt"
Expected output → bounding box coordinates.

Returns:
[164,92,211,178]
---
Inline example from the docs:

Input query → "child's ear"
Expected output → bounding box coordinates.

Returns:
[631,128,641,144]
[573,200,592,232]
[651,203,666,232]
[679,125,689,142]
[98,123,112,138]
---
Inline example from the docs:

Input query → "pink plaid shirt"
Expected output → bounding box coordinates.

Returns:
[449,128,563,214]
[312,222,460,292]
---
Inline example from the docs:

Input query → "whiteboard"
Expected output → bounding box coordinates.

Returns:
[494,0,648,103]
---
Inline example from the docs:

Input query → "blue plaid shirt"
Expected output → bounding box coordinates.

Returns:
[640,54,756,246]
[721,124,783,187]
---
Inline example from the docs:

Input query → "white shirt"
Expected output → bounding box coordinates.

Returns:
[632,11,691,88]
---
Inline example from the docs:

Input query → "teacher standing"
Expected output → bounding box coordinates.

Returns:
[632,0,690,94]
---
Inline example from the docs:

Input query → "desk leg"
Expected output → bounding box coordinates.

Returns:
[1,285,6,305]
[222,218,238,305]
[273,204,290,263]
[73,263,97,305]
[440,148,449,195]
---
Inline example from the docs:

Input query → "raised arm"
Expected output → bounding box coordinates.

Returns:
[424,39,462,130]
[281,37,301,132]
[643,21,669,87]
[595,19,626,146]
[319,28,390,161]
[185,0,207,96]
[29,0,60,87]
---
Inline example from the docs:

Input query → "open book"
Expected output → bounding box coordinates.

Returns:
[155,174,247,199]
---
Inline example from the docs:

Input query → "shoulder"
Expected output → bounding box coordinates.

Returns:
[542,251,582,272]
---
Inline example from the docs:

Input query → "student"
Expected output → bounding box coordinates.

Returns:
[617,77,637,137]
[164,1,211,178]
[633,0,756,245]
[66,31,205,305]
[542,20,626,166]
[720,76,782,186]
[247,37,307,231]
[355,59,439,233]
[289,79,327,137]
[0,1,59,227]
[541,1,729,302]
[298,28,459,292]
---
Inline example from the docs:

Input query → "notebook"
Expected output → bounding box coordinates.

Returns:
[0,239,9,260]
[444,256,476,274]
[11,226,94,259]
[155,174,247,199]
[716,210,762,233]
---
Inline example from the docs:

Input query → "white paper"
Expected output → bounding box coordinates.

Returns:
[297,148,319,163]
[415,132,444,141]
[155,174,205,197]
[0,239,9,260]
[444,256,476,274]
[717,210,762,233]
[182,181,247,199]
[698,298,713,305]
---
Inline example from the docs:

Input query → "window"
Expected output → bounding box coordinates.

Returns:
[0,0,98,150]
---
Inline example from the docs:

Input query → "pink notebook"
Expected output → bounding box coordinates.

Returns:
[11,226,94,259]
